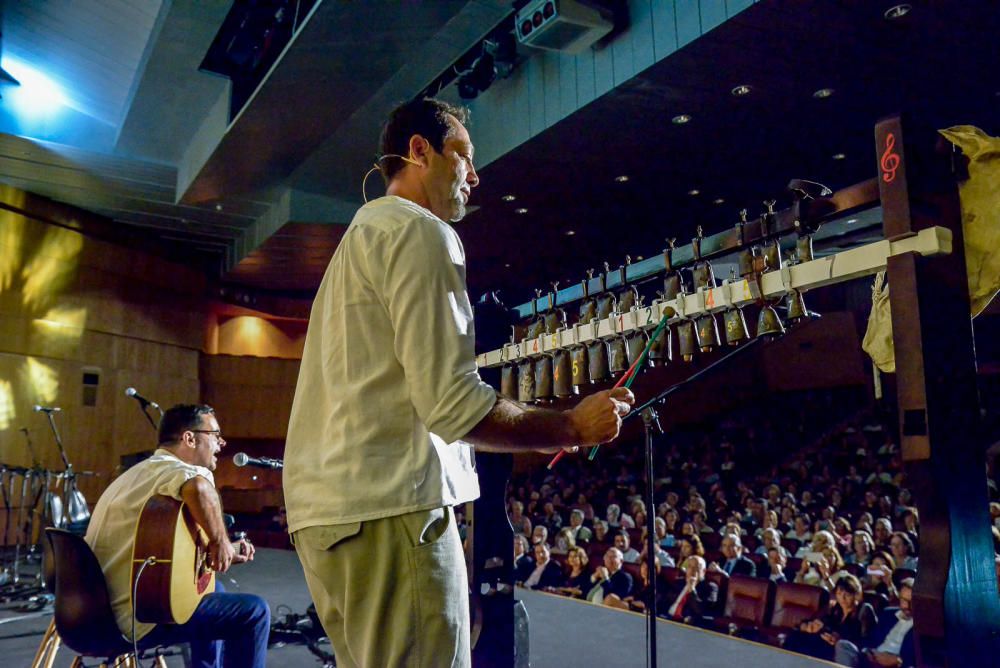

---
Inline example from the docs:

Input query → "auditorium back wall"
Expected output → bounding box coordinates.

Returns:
[0,188,302,508]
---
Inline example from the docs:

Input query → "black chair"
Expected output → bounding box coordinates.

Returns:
[44,528,168,667]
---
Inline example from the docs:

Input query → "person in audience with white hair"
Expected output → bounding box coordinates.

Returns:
[665,556,717,626]
[606,503,635,529]
[588,547,633,604]
[709,534,756,577]
[567,508,592,544]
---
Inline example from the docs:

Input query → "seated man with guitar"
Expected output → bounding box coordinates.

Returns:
[85,404,270,667]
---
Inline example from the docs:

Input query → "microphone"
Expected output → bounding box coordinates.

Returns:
[233,453,283,470]
[33,405,61,413]
[125,387,160,410]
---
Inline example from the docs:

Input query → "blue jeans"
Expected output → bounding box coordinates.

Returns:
[140,581,270,668]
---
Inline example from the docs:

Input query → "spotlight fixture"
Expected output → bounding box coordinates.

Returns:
[832,153,846,160]
[884,4,912,20]
[671,114,692,124]
[456,50,497,100]
[636,256,644,261]
[713,198,725,205]
[505,263,511,268]
[812,88,835,99]
[565,230,576,236]
[501,194,516,202]
[688,189,700,196]
[515,208,528,214]
[214,203,224,211]
[614,175,629,183]
[731,84,752,97]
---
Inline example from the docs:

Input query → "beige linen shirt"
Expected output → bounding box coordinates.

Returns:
[85,449,214,640]
[284,196,497,532]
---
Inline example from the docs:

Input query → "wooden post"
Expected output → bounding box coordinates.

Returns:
[878,114,1000,666]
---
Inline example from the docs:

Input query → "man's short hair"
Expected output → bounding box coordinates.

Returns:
[158,404,215,445]
[379,97,468,182]
[570,509,585,520]
[898,577,915,593]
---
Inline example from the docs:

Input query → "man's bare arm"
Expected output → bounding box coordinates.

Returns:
[180,476,243,572]
[464,387,634,453]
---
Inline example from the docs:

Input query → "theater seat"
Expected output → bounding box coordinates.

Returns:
[760,582,829,645]
[703,569,729,615]
[713,575,773,637]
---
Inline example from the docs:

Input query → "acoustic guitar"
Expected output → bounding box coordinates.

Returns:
[130,495,215,624]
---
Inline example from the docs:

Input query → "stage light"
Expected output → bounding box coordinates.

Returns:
[457,52,497,100]
[884,4,911,20]
[565,230,576,236]
[731,84,752,97]
[688,189,700,196]
[614,175,629,182]
[713,198,725,205]
[502,194,516,202]
[812,88,835,99]
[672,114,692,125]
[515,208,528,214]
[1,57,68,119]
[832,153,846,160]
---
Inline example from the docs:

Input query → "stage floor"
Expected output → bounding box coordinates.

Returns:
[1,548,831,667]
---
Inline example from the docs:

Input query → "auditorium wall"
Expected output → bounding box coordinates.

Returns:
[0,189,305,520]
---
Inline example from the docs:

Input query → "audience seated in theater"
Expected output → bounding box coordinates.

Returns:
[765,546,788,583]
[677,535,705,571]
[613,529,641,564]
[552,546,591,599]
[873,518,893,552]
[846,530,876,567]
[639,539,675,569]
[593,520,610,543]
[510,500,531,536]
[551,527,576,555]
[539,500,563,534]
[786,574,877,662]
[571,494,596,522]
[863,551,898,601]
[606,503,635,529]
[709,534,756,577]
[523,542,564,591]
[795,530,846,591]
[834,578,914,668]
[588,547,633,604]
[531,524,548,546]
[889,532,918,571]
[664,556,717,626]
[661,509,681,546]
[567,509,592,544]
[606,559,665,614]
[787,514,814,544]
[756,528,788,559]
[513,534,535,585]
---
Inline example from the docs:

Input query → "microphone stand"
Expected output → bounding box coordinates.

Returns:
[622,336,763,668]
[140,401,163,432]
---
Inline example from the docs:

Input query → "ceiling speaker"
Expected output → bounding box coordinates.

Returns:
[515,0,613,55]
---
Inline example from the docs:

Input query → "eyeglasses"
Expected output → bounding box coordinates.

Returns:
[190,429,225,441]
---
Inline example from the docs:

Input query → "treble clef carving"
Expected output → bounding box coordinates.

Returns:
[881,132,900,183]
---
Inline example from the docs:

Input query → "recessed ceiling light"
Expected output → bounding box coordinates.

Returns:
[614,175,629,183]
[713,198,725,205]
[501,194,516,202]
[636,256,644,261]
[846,218,859,225]
[731,84,752,97]
[884,4,911,20]
[515,207,528,214]
[671,114,692,125]
[688,189,700,196]
[812,88,835,99]
[565,230,576,236]
[504,263,511,268]
[832,153,846,160]
[214,203,223,211]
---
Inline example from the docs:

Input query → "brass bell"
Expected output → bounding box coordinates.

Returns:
[663,272,683,300]
[517,359,535,402]
[695,314,721,353]
[647,326,672,366]
[587,339,610,382]
[737,249,755,278]
[786,289,808,322]
[763,241,782,273]
[693,262,716,290]
[677,321,698,362]
[626,330,650,365]
[796,235,814,263]
[571,346,589,386]
[500,363,518,399]
[534,355,553,402]
[723,308,750,346]
[609,337,629,375]
[553,349,577,398]
[756,304,785,339]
